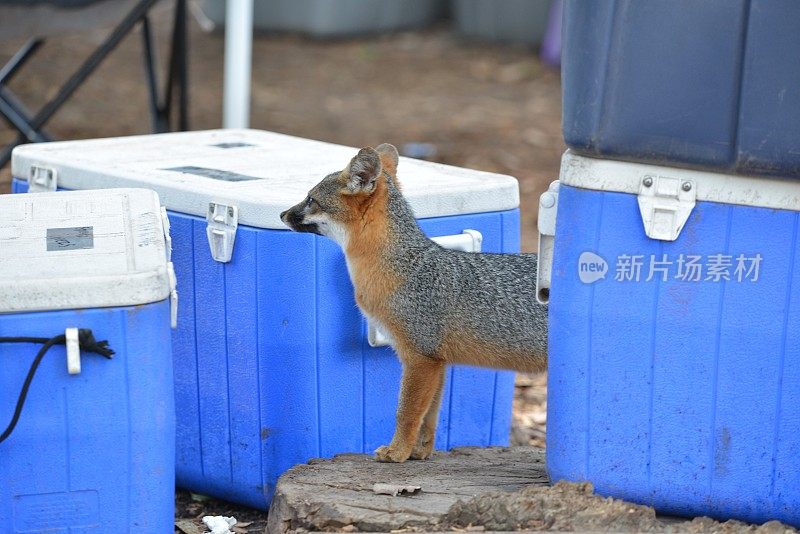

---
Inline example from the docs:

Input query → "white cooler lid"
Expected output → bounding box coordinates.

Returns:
[0,188,173,313]
[560,150,800,211]
[11,130,520,229]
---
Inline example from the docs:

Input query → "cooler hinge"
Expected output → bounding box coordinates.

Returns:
[637,175,696,241]
[29,165,57,192]
[167,262,178,329]
[206,202,238,263]
[536,180,559,304]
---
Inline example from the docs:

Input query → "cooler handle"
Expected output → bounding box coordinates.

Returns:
[0,329,114,444]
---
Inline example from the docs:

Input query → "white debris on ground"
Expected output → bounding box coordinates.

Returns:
[202,515,237,534]
[511,372,547,448]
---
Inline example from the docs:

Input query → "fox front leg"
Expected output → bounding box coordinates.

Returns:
[409,364,445,460]
[375,356,445,463]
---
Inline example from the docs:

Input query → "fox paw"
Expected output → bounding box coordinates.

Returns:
[374,444,411,463]
[409,441,434,460]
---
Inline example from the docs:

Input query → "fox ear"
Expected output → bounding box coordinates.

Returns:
[346,147,382,194]
[375,143,399,177]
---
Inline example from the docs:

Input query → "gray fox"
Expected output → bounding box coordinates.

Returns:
[280,143,547,463]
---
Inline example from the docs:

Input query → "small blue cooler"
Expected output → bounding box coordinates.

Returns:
[11,129,522,508]
[0,189,177,532]
[541,151,800,526]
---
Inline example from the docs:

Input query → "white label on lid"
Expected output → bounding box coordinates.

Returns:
[46,227,94,251]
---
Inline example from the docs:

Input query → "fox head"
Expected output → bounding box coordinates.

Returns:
[280,143,399,248]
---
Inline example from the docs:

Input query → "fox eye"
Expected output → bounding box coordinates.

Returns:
[305,196,315,207]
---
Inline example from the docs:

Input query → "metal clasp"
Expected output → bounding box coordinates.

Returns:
[29,165,57,192]
[206,202,238,263]
[637,175,696,241]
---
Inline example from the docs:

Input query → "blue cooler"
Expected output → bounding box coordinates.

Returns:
[562,0,800,178]
[11,129,521,508]
[0,189,177,532]
[541,151,800,526]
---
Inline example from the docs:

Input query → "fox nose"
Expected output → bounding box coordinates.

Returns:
[280,209,288,220]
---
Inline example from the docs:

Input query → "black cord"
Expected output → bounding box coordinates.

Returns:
[0,329,114,444]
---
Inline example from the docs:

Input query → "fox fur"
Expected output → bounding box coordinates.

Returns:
[280,143,547,463]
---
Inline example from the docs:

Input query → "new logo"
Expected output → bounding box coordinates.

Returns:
[577,251,762,284]
[578,251,608,284]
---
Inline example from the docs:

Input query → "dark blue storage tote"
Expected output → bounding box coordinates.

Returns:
[543,151,800,526]
[11,130,521,509]
[562,0,800,178]
[0,188,176,532]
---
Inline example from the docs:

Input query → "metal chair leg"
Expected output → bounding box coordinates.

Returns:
[0,39,50,145]
[0,39,43,85]
[26,0,161,136]
[140,14,166,133]
[0,88,51,142]
[164,0,189,132]
[0,0,190,167]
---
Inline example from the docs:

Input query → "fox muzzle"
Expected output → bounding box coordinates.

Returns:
[280,207,323,236]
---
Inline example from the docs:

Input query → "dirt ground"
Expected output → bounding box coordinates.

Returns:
[444,481,796,534]
[0,7,565,255]
[2,8,787,534]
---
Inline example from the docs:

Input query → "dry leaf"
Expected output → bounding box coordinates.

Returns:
[175,519,204,534]
[372,483,421,496]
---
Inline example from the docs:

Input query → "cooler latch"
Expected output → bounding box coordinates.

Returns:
[367,229,483,348]
[536,181,559,304]
[167,262,178,329]
[206,202,238,263]
[160,206,173,261]
[28,165,57,192]
[637,175,696,241]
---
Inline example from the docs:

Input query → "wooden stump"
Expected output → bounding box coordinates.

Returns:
[267,446,548,533]
[266,446,798,533]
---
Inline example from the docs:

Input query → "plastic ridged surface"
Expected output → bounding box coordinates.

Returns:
[168,208,519,509]
[547,184,800,526]
[0,301,175,532]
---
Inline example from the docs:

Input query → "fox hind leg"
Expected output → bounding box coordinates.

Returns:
[375,355,445,463]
